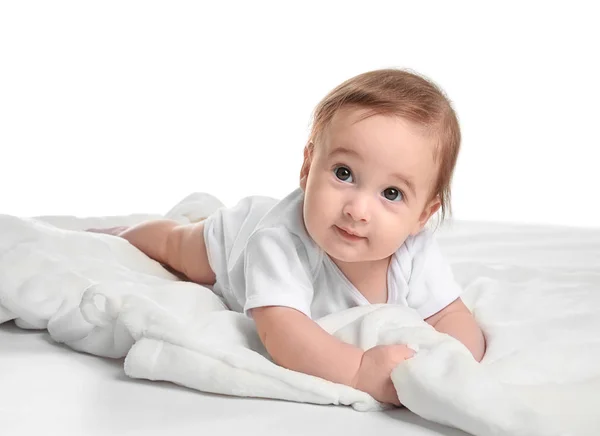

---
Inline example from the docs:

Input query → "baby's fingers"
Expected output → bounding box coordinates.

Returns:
[390,344,416,360]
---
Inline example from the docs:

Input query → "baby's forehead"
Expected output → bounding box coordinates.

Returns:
[325,107,434,143]
[324,108,437,157]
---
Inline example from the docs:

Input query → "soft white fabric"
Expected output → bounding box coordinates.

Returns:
[204,187,462,319]
[1,192,598,436]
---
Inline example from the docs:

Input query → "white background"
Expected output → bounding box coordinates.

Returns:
[1,1,599,228]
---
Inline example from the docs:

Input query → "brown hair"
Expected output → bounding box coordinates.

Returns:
[308,68,461,225]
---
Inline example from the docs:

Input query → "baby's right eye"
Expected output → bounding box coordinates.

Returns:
[334,166,353,183]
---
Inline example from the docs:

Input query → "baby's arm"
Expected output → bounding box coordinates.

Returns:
[252,306,362,385]
[407,231,486,361]
[425,298,486,362]
[92,219,216,285]
[251,306,414,405]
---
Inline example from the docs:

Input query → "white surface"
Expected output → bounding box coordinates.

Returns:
[1,192,599,435]
[1,1,600,228]
[0,322,467,436]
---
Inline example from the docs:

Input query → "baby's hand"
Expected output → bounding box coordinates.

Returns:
[352,344,416,406]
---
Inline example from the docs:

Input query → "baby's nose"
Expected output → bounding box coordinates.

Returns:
[343,195,371,222]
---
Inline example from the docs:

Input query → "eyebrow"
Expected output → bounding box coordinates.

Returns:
[329,146,362,161]
[328,146,417,198]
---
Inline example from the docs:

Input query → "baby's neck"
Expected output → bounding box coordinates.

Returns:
[333,256,391,304]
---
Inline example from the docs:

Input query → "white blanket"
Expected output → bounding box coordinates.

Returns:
[1,192,598,436]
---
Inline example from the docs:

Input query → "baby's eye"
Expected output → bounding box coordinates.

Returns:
[382,187,403,202]
[334,166,353,183]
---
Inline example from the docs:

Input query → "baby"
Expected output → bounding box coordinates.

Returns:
[92,68,486,406]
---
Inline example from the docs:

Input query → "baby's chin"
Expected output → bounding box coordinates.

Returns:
[307,228,386,263]
[321,244,380,264]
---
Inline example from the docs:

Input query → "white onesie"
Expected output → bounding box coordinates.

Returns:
[203,188,462,320]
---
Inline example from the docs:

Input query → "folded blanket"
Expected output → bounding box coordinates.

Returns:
[1,192,598,436]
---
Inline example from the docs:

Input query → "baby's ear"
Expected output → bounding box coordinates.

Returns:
[411,197,441,235]
[299,142,315,190]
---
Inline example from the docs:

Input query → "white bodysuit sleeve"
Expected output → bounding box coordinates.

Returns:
[405,230,463,319]
[243,227,315,318]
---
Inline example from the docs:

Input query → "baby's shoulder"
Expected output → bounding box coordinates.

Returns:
[245,191,322,277]
[243,225,322,282]
[397,228,437,259]
[391,229,462,318]
[391,228,447,280]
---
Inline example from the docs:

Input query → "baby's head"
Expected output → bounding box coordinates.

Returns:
[299,68,460,264]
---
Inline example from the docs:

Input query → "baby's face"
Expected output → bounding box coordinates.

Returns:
[300,107,440,264]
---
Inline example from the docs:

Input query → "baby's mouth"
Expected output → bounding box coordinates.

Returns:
[334,225,366,241]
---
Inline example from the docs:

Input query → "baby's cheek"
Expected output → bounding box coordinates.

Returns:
[377,224,408,255]
[304,196,325,231]
[312,186,333,209]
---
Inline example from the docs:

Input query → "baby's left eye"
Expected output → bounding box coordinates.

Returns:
[382,187,403,202]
